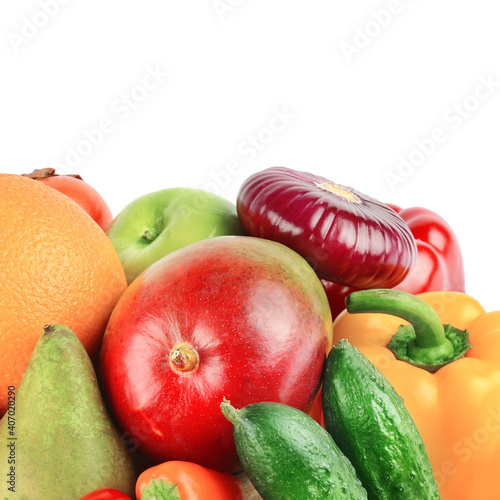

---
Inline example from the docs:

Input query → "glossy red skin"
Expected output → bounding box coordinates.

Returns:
[37,175,113,231]
[99,236,332,473]
[236,167,417,289]
[322,205,466,320]
[79,489,132,500]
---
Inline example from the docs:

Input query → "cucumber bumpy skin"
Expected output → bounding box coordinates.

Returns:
[322,339,441,499]
[221,399,368,500]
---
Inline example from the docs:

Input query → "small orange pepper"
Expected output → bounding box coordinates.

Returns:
[332,289,500,500]
[135,460,243,500]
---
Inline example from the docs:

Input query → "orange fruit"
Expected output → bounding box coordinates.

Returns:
[0,173,127,416]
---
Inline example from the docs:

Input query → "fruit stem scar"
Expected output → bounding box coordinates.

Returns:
[141,228,159,243]
[169,341,200,374]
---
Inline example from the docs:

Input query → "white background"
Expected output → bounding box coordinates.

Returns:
[1,1,499,311]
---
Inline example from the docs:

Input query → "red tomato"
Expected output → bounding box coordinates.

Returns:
[22,168,114,231]
[79,488,132,500]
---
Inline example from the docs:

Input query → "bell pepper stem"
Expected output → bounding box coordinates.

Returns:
[346,289,471,372]
[346,289,446,348]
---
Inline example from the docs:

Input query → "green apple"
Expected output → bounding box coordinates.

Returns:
[106,187,246,284]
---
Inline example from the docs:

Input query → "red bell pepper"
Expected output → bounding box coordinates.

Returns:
[79,488,132,500]
[136,460,243,499]
[322,205,465,320]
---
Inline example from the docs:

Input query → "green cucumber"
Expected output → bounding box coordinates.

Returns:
[322,339,440,499]
[220,398,368,500]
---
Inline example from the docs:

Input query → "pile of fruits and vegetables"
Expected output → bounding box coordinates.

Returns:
[1,165,499,499]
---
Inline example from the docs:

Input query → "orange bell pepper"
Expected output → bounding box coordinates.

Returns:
[135,460,243,500]
[332,289,500,500]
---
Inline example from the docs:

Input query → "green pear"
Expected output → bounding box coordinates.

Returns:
[0,324,136,499]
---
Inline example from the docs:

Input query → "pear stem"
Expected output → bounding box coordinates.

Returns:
[43,324,54,335]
